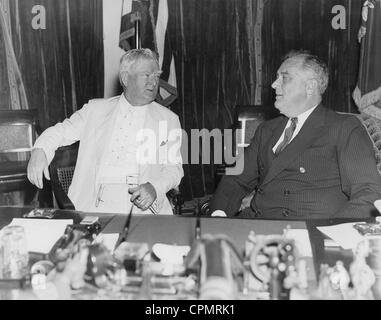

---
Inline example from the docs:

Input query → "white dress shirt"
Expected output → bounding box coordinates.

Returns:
[94,94,149,214]
[272,105,318,153]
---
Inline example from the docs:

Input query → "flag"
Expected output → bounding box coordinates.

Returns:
[119,0,177,107]
[353,0,381,118]
[119,0,143,51]
[154,0,177,107]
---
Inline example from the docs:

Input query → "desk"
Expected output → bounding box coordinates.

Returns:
[0,206,309,250]
[0,206,311,258]
[0,206,366,299]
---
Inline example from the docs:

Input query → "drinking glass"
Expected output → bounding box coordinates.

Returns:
[366,236,381,299]
[0,225,29,279]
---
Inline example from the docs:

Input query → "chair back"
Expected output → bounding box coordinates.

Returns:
[233,105,279,148]
[0,109,38,193]
[216,105,279,178]
[49,142,79,209]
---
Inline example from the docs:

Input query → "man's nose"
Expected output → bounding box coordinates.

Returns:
[271,78,279,89]
[148,75,159,85]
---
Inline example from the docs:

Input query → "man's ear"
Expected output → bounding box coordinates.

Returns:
[306,79,318,96]
[120,71,128,88]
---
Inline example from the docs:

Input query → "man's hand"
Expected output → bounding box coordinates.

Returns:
[27,148,50,189]
[129,182,157,211]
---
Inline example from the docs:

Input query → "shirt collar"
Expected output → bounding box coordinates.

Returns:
[119,94,132,111]
[118,94,149,117]
[294,104,319,128]
[119,94,152,109]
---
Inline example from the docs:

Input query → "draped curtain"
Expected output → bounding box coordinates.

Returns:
[353,0,381,118]
[262,0,362,113]
[164,0,262,199]
[0,0,104,131]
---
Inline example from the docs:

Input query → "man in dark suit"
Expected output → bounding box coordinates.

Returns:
[210,51,381,219]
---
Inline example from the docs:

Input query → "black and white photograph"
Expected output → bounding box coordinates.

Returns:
[0,0,381,307]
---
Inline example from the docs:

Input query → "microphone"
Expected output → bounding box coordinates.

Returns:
[195,200,201,240]
[114,203,134,250]
[115,176,139,250]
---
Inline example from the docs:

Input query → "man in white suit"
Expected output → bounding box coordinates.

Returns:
[27,49,183,215]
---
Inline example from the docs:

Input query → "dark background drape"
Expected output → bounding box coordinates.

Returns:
[0,0,363,201]
[0,0,104,131]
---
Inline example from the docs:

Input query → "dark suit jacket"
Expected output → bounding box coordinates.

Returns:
[210,104,381,219]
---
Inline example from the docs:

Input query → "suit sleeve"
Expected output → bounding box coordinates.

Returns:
[33,102,92,164]
[209,123,263,216]
[335,117,381,218]
[148,115,184,213]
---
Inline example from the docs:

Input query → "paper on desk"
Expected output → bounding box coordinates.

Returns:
[284,229,313,257]
[317,222,365,250]
[9,218,73,254]
[94,233,119,252]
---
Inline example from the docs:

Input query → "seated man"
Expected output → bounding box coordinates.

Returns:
[28,48,183,215]
[210,50,381,219]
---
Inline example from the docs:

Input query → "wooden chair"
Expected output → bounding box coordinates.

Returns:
[0,109,38,194]
[48,142,79,210]
[215,105,279,182]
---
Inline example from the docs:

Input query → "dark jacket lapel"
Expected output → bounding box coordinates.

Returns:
[264,116,288,166]
[261,104,326,186]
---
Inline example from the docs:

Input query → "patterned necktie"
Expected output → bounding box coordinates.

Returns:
[274,117,298,155]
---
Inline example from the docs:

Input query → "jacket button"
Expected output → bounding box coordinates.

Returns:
[282,209,289,217]
[257,188,264,195]
[284,189,290,196]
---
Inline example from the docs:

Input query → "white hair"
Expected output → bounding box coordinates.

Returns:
[119,48,160,87]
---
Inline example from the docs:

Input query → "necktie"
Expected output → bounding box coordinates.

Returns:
[274,117,298,155]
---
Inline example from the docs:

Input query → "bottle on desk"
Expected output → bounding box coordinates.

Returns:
[0,225,29,280]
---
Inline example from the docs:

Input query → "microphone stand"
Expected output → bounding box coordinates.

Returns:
[195,200,201,240]
[114,203,134,250]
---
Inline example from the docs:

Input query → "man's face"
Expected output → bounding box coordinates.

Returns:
[124,58,161,106]
[271,58,310,117]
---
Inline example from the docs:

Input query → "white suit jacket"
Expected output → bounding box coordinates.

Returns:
[34,95,184,214]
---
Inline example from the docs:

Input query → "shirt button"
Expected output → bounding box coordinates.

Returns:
[300,167,306,173]
[282,209,289,217]
[284,190,290,196]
